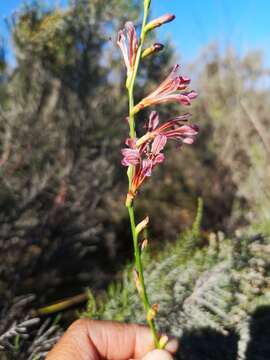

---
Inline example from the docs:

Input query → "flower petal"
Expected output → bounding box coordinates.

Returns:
[117,22,138,73]
[183,137,195,144]
[151,134,167,154]
[148,111,159,131]
[176,124,199,135]
[125,137,136,148]
[186,90,198,99]
[172,113,192,122]
[142,159,153,177]
[154,153,165,164]
[117,30,130,71]
[125,22,138,67]
[177,76,191,90]
[121,148,140,166]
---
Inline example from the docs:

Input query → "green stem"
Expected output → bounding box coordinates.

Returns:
[125,1,160,349]
[127,205,159,348]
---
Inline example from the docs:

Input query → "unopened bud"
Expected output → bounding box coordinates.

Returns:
[133,270,143,294]
[141,239,148,251]
[145,14,175,33]
[158,335,169,349]
[142,43,164,59]
[136,216,149,235]
[147,303,158,322]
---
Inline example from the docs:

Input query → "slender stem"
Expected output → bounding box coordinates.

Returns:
[128,87,135,139]
[125,1,160,349]
[127,206,159,348]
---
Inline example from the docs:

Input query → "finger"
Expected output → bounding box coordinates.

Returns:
[46,319,172,360]
[164,338,179,354]
[84,319,155,359]
[141,349,174,360]
[83,320,178,359]
[46,319,99,360]
[46,319,179,360]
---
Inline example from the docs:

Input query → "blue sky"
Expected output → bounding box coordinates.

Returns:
[1,0,269,66]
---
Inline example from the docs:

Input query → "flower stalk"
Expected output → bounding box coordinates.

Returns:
[125,3,160,348]
[117,0,198,350]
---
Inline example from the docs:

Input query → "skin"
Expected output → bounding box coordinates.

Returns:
[46,319,179,360]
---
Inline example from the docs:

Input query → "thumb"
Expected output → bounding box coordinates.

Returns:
[141,349,174,360]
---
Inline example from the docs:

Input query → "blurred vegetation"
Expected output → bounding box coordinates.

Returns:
[84,203,270,360]
[0,0,270,358]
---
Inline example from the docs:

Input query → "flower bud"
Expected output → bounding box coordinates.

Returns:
[142,43,164,59]
[136,216,149,235]
[159,335,169,349]
[141,239,148,251]
[133,269,143,294]
[147,303,158,322]
[144,14,175,33]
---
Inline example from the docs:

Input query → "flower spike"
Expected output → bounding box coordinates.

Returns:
[117,0,199,349]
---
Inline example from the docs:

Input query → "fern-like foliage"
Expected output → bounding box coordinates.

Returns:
[84,205,270,360]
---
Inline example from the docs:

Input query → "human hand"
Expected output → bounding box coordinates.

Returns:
[46,319,178,360]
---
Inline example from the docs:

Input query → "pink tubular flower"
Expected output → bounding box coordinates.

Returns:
[121,111,199,200]
[136,111,199,147]
[121,138,140,166]
[122,134,166,198]
[117,22,138,75]
[132,65,197,114]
